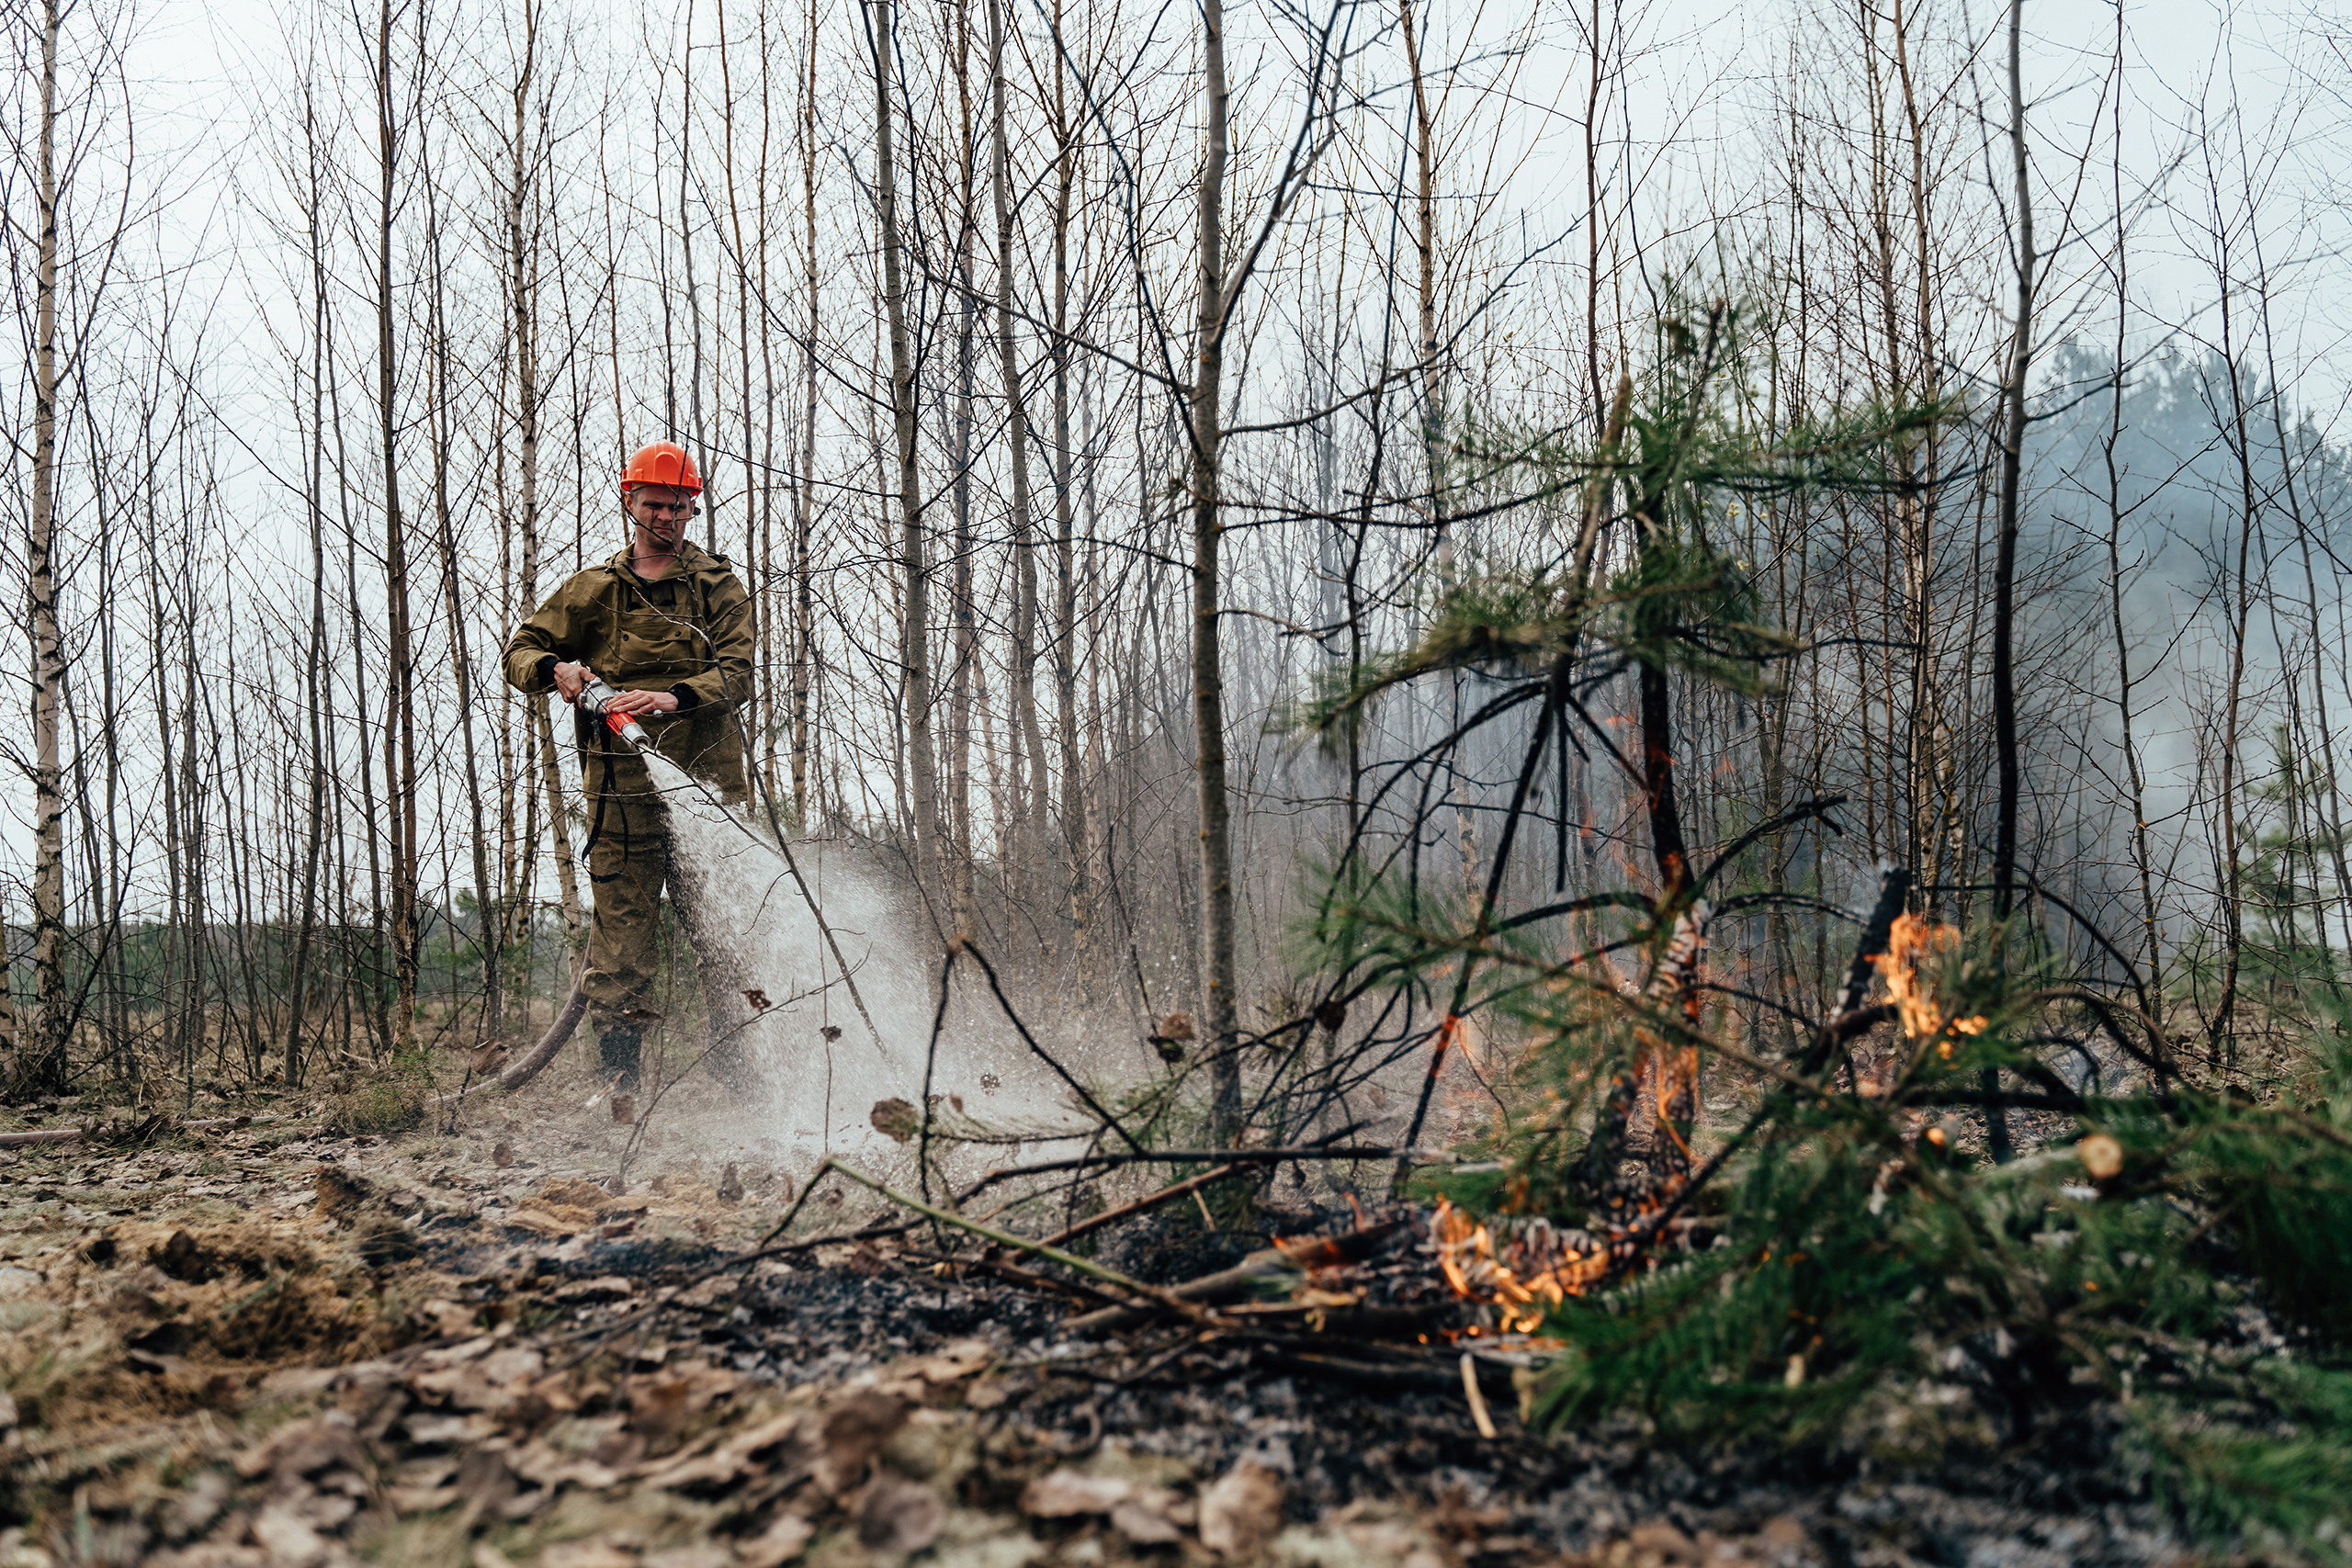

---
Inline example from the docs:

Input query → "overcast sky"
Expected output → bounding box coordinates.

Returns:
[97,0,2346,430]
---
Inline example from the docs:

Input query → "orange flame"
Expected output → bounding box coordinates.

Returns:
[1625,903,1709,1161]
[1432,1198,1608,1333]
[1870,912,1985,1043]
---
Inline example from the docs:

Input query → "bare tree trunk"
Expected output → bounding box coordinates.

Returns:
[220,615,266,1074]
[2099,23,2160,1022]
[678,0,703,447]
[495,391,519,971]
[949,0,981,940]
[792,0,819,829]
[1634,645,1690,902]
[988,0,1046,903]
[23,0,67,1091]
[1990,0,2033,917]
[1049,9,1090,969]
[324,326,393,1059]
[147,545,184,1089]
[1402,0,1475,899]
[286,87,334,1083]
[503,16,578,951]
[425,188,500,1039]
[1583,0,1608,431]
[870,0,940,888]
[177,584,208,1083]
[1192,0,1240,1140]
[374,0,422,1049]
[1985,0,2032,1156]
[757,7,782,806]
[2211,277,2259,1059]
[1884,0,1952,904]
[92,465,125,1080]
[718,0,768,802]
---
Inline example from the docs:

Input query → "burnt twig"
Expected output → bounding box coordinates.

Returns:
[1063,1222,1407,1336]
[815,1157,1207,1321]
[1037,1162,1245,1249]
[952,1134,1420,1204]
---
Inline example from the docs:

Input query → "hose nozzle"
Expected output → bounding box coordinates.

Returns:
[577,674,650,750]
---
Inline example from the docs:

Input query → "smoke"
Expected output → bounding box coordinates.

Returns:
[636,750,1087,1172]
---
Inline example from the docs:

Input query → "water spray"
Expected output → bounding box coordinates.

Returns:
[432,669,889,1110]
[580,671,888,1054]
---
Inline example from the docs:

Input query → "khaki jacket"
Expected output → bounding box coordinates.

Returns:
[502,541,753,802]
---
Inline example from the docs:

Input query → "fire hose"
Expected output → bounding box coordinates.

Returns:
[429,675,640,1108]
[431,674,884,1106]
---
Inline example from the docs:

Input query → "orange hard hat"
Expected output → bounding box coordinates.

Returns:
[620,440,703,495]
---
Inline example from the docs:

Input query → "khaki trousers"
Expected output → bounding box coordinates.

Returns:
[579,737,760,1092]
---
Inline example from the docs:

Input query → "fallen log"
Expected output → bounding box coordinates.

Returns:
[0,1113,286,1150]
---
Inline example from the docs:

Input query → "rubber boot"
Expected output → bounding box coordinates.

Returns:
[597,1021,643,1093]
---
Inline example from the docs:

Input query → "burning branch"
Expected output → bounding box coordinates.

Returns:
[1871,911,1986,1055]
[1431,1198,1608,1333]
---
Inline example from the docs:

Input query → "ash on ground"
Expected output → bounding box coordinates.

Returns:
[0,1098,2208,1568]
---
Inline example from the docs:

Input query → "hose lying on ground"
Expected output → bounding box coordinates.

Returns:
[427,975,589,1107]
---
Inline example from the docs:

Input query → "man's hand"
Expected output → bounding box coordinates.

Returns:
[553,662,676,716]
[602,687,680,717]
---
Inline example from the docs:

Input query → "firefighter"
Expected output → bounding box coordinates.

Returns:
[502,441,761,1096]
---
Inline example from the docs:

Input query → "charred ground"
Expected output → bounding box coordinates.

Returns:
[0,1077,2229,1568]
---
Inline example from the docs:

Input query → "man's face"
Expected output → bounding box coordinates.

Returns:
[626,484,695,549]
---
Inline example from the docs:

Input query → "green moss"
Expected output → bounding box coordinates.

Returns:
[322,1052,434,1136]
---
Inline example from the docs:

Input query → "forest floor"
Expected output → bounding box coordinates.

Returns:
[0,1060,2218,1568]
